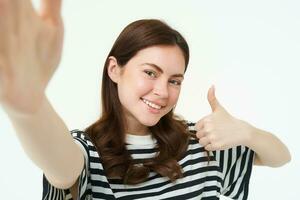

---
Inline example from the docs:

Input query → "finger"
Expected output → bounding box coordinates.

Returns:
[195,115,211,130]
[21,0,36,18]
[195,119,205,131]
[196,130,205,138]
[207,85,222,112]
[204,143,215,151]
[199,136,210,147]
[39,0,62,21]
[0,1,35,35]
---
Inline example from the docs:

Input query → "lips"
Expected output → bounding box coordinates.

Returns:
[140,98,166,109]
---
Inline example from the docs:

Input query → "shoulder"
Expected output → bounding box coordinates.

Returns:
[70,129,92,144]
[70,129,97,154]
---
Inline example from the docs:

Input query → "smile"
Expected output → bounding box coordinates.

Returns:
[141,98,162,110]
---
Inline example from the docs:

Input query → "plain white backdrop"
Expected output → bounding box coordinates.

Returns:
[0,0,299,199]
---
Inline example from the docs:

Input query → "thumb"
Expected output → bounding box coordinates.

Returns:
[207,85,222,112]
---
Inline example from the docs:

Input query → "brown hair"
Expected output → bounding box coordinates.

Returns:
[85,19,205,184]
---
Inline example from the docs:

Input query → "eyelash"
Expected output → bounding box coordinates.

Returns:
[144,70,182,86]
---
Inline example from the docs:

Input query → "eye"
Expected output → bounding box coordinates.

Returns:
[169,80,182,86]
[144,70,156,78]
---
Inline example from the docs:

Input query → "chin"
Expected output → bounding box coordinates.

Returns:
[140,118,160,127]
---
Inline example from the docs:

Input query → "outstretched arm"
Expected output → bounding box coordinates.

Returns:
[0,0,84,189]
[195,85,291,167]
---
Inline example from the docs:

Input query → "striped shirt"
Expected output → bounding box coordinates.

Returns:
[42,122,255,200]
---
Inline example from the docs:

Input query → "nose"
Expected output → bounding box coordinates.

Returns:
[153,79,169,98]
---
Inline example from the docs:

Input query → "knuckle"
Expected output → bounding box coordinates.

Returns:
[196,130,205,137]
[195,120,203,129]
[195,123,200,130]
[199,137,207,145]
[198,137,204,143]
[198,139,204,146]
[205,144,212,151]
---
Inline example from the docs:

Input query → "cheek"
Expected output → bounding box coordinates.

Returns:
[167,88,181,105]
[135,79,152,93]
[118,74,137,93]
[118,77,150,102]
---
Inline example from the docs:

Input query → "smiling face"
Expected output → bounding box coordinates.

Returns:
[107,45,186,135]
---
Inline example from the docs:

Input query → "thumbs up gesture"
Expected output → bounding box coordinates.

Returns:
[195,85,252,151]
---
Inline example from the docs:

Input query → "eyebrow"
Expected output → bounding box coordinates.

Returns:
[140,63,184,78]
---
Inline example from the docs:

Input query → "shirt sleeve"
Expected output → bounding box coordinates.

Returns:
[42,130,91,200]
[213,145,255,200]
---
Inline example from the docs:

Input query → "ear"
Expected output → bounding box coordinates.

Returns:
[107,56,122,83]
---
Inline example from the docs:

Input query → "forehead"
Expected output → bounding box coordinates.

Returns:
[126,45,186,75]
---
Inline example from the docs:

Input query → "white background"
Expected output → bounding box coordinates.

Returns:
[0,0,299,199]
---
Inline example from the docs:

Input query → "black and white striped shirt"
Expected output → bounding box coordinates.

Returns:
[42,122,254,200]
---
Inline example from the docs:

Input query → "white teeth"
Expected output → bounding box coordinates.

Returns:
[142,98,162,110]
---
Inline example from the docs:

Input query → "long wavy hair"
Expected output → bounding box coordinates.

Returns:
[85,19,206,185]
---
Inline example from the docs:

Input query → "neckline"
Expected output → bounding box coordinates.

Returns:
[126,133,157,145]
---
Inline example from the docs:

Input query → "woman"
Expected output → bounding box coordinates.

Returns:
[0,0,291,200]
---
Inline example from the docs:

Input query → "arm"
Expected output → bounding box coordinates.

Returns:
[242,123,291,167]
[4,96,84,189]
[0,0,84,189]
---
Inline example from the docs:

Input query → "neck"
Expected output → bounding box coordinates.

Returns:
[126,132,151,136]
[125,121,150,136]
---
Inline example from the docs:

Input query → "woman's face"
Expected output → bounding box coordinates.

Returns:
[108,45,186,135]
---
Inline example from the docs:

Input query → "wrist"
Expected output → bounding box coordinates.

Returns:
[2,93,48,118]
[239,120,257,148]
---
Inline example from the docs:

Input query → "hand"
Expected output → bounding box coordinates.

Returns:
[0,0,63,115]
[195,85,252,151]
